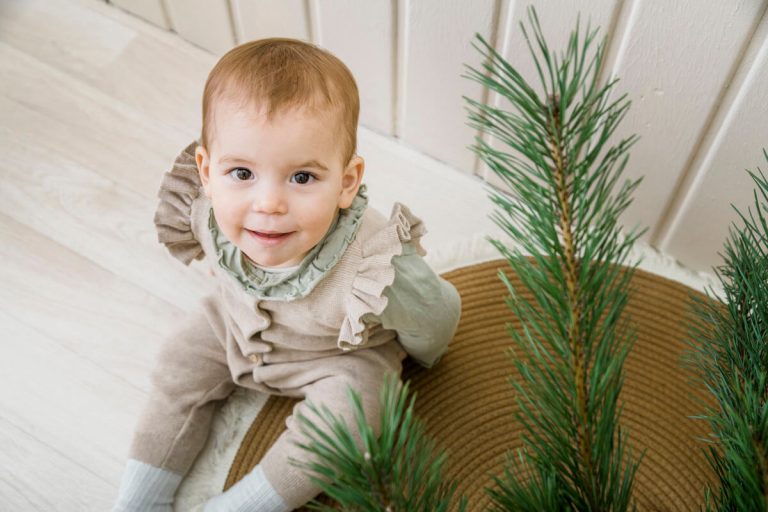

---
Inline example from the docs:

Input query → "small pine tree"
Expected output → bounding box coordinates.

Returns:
[292,374,467,511]
[686,151,768,511]
[462,6,645,510]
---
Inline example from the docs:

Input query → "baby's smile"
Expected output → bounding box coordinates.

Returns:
[246,229,295,246]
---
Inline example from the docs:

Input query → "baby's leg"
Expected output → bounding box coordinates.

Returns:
[259,342,406,510]
[204,342,406,511]
[113,296,235,511]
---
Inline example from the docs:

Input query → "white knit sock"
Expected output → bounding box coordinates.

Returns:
[203,465,290,512]
[111,459,183,512]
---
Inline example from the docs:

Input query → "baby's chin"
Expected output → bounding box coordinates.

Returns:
[243,249,308,269]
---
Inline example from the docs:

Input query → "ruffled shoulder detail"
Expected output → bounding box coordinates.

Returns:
[338,202,427,350]
[153,141,205,265]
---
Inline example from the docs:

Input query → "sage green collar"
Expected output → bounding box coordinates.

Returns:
[209,185,369,301]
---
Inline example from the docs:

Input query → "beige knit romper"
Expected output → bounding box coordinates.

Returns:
[128,142,434,509]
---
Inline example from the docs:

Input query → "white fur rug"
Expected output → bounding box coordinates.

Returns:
[174,233,723,510]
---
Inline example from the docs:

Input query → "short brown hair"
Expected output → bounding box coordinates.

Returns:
[200,38,360,165]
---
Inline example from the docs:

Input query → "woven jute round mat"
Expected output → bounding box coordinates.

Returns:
[224,258,716,510]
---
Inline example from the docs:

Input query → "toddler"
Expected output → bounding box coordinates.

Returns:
[112,37,461,511]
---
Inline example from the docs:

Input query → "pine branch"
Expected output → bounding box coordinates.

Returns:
[462,6,645,510]
[686,149,768,511]
[292,374,467,512]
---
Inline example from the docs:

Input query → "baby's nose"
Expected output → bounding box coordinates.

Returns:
[251,183,288,214]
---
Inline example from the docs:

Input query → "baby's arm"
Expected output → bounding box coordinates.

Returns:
[374,241,462,368]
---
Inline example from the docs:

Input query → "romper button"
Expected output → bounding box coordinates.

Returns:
[249,353,262,364]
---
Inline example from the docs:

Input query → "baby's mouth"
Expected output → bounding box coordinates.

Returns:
[246,229,294,243]
[252,231,288,238]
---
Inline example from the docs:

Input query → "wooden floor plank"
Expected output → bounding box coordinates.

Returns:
[0,84,214,311]
[0,3,236,509]
[0,311,146,510]
[0,0,214,196]
[0,211,196,391]
[0,39,189,200]
[0,413,122,511]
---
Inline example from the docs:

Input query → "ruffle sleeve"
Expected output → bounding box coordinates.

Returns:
[337,203,427,350]
[153,141,205,265]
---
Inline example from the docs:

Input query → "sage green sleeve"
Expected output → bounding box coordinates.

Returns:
[369,242,462,368]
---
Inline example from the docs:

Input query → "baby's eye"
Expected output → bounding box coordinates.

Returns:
[230,168,253,181]
[291,171,315,185]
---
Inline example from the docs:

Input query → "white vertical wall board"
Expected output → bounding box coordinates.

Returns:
[317,0,395,136]
[480,0,620,190]
[308,0,322,44]
[109,0,171,30]
[164,0,235,55]
[358,126,504,253]
[231,0,310,43]
[395,0,409,138]
[602,0,763,244]
[660,15,768,274]
[400,0,498,173]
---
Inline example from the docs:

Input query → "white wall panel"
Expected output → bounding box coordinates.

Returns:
[316,0,395,136]
[604,0,762,243]
[481,0,619,188]
[231,0,309,43]
[400,0,497,173]
[164,0,235,56]
[110,0,171,30]
[661,14,768,273]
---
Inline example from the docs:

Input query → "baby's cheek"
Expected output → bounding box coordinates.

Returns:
[317,219,338,244]
[211,203,243,244]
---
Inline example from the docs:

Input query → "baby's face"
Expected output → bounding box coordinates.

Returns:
[196,99,363,268]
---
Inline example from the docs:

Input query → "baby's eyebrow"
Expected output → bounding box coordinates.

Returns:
[218,155,329,172]
[294,160,330,172]
[219,155,251,164]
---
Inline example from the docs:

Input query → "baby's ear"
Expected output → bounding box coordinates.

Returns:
[339,155,365,208]
[195,145,212,198]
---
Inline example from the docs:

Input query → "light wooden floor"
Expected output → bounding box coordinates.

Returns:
[0,0,498,510]
[0,0,219,509]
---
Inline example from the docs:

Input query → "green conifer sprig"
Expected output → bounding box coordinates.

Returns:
[292,374,467,511]
[685,150,768,511]
[462,6,645,510]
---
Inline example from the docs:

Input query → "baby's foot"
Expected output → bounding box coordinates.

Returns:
[202,465,289,512]
[111,459,182,512]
